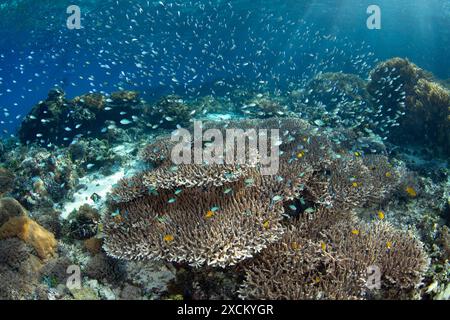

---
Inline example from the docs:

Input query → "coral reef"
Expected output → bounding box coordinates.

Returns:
[292,72,373,130]
[104,172,286,267]
[18,89,143,146]
[367,58,450,156]
[143,95,193,129]
[84,253,126,284]
[2,57,449,300]
[103,117,417,286]
[240,94,290,118]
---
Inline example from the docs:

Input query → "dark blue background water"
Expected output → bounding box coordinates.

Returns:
[0,0,449,136]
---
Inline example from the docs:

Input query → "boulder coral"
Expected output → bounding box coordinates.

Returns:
[0,197,27,226]
[0,215,57,260]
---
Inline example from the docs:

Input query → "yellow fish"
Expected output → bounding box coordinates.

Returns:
[263,220,270,229]
[385,171,392,178]
[297,151,305,159]
[351,229,360,236]
[205,210,215,219]
[377,211,385,220]
[406,186,417,198]
[386,241,392,249]
[352,182,359,188]
[321,242,327,251]
[163,234,174,243]
[354,151,361,157]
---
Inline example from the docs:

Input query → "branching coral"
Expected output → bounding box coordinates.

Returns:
[308,154,401,209]
[105,175,286,268]
[239,207,429,300]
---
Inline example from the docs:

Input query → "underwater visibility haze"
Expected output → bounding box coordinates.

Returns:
[0,0,449,301]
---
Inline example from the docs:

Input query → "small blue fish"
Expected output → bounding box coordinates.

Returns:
[111,209,120,217]
[120,119,132,125]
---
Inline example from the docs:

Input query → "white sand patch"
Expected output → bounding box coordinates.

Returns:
[60,169,125,219]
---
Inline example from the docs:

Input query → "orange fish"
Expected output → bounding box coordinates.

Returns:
[163,234,174,243]
[406,186,417,198]
[205,210,215,219]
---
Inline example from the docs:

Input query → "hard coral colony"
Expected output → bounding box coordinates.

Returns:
[0,0,449,302]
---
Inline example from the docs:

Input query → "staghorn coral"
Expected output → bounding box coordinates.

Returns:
[309,154,401,209]
[105,118,328,267]
[239,207,429,300]
[0,216,57,260]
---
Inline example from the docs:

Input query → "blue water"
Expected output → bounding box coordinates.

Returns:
[0,0,449,136]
